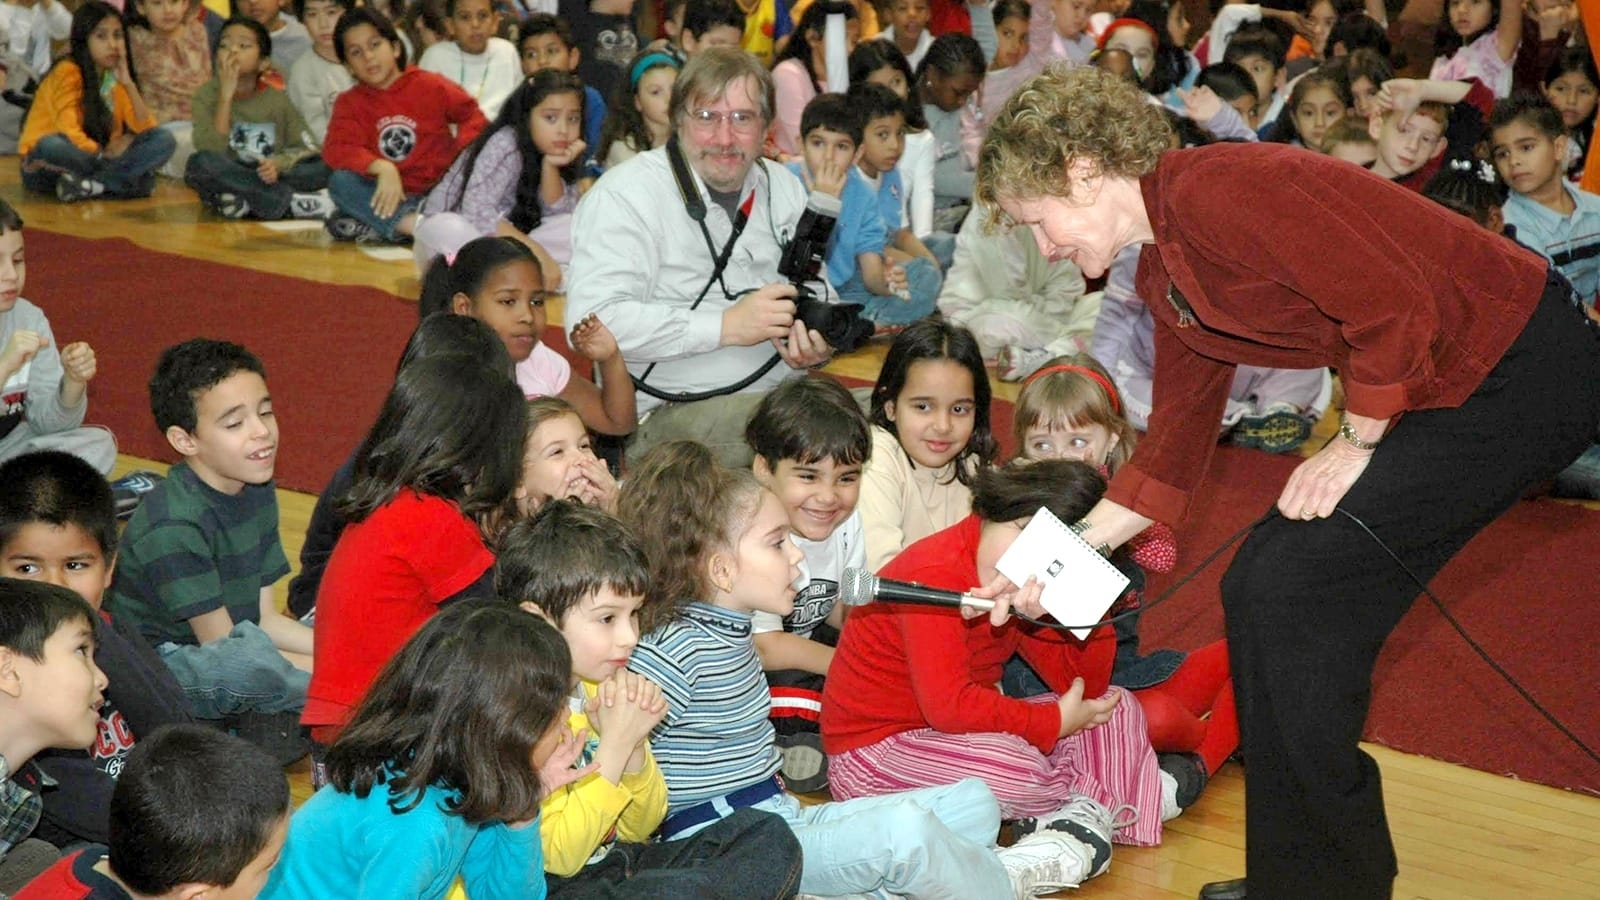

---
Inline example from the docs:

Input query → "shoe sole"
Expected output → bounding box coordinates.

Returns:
[779,743,828,793]
[1231,412,1313,454]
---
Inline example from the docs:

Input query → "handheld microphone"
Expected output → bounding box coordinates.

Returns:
[840,568,995,612]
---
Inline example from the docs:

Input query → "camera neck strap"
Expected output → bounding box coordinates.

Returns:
[633,138,781,404]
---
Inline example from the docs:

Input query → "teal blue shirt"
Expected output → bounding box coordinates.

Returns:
[260,778,546,900]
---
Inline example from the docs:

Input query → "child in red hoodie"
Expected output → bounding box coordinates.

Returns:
[321,7,486,244]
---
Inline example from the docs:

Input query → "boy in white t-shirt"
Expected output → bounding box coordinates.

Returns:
[418,0,521,119]
[745,375,871,794]
[286,0,355,144]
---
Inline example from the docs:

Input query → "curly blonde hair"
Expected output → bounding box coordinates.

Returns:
[975,64,1172,226]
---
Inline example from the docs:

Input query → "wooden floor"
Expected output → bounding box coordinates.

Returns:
[19,165,1598,899]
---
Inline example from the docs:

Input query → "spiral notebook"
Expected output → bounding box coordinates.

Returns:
[995,507,1130,640]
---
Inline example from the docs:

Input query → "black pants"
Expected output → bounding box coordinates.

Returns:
[544,807,802,900]
[1219,282,1600,899]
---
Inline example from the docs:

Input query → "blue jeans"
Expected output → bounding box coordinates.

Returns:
[837,256,942,326]
[156,619,309,719]
[546,808,802,900]
[184,151,330,219]
[673,777,1010,897]
[1553,442,1600,499]
[21,129,176,198]
[327,168,422,241]
[922,230,956,271]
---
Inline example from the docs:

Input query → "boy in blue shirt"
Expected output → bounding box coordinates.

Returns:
[786,92,939,331]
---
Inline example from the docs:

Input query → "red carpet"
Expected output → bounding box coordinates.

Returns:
[30,230,578,493]
[34,230,1600,792]
[1141,447,1600,795]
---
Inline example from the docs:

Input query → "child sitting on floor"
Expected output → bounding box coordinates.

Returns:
[285,0,355,145]
[19,2,176,202]
[0,201,117,475]
[126,0,213,176]
[186,16,335,221]
[15,726,290,900]
[494,501,803,896]
[621,440,1102,899]
[418,0,520,119]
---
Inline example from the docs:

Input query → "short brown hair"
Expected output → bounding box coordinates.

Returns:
[670,46,775,129]
[1383,101,1448,130]
[976,63,1171,225]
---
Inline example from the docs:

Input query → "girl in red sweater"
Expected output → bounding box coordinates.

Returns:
[821,459,1165,854]
[321,7,486,243]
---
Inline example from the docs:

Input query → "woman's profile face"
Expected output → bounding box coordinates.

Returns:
[1000,181,1136,279]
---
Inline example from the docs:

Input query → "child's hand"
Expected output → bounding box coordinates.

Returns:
[112,52,133,87]
[569,455,618,513]
[102,134,133,159]
[592,671,667,749]
[544,138,587,169]
[0,329,47,373]
[371,163,404,218]
[1056,679,1121,738]
[569,312,619,363]
[528,726,598,810]
[217,49,241,97]
[1177,85,1222,123]
[1374,79,1420,126]
[884,257,910,300]
[1533,0,1574,39]
[257,158,279,184]
[804,154,848,199]
[59,342,96,383]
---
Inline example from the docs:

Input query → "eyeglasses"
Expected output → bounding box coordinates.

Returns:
[688,108,763,133]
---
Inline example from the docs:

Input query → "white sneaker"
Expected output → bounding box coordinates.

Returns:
[998,830,1096,896]
[997,345,1053,382]
[289,189,336,220]
[1010,795,1133,880]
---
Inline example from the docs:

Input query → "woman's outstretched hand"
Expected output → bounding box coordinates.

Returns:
[1277,411,1387,519]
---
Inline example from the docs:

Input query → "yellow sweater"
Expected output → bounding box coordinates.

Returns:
[20,61,157,156]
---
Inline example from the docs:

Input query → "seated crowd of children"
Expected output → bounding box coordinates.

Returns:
[2,0,1599,896]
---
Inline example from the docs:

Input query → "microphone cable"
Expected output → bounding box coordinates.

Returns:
[1007,507,1600,768]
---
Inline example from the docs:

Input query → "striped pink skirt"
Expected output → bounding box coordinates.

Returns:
[827,688,1165,846]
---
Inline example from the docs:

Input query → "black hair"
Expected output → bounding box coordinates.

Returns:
[745,374,871,468]
[1489,93,1566,141]
[398,313,512,375]
[776,1,858,79]
[292,0,353,22]
[519,11,574,47]
[335,355,528,528]
[1328,12,1389,57]
[0,577,95,662]
[1125,0,1191,95]
[970,459,1106,526]
[1341,46,1394,91]
[869,318,997,486]
[1422,162,1507,227]
[799,91,862,145]
[108,726,289,894]
[992,0,1031,26]
[219,15,273,59]
[444,0,491,18]
[846,39,927,129]
[682,0,747,39]
[1163,105,1219,147]
[495,500,652,626]
[325,603,569,825]
[915,31,985,84]
[418,236,543,318]
[0,199,22,234]
[0,452,118,559]
[600,50,679,162]
[335,6,408,68]
[1223,24,1287,70]
[1434,0,1499,61]
[149,339,267,434]
[440,73,585,231]
[61,2,125,147]
[849,80,909,130]
[398,0,447,53]
[1195,60,1256,104]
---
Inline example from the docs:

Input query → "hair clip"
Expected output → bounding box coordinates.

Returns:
[1447,157,1497,184]
[443,250,458,266]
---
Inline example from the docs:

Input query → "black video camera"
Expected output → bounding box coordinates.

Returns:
[779,202,876,353]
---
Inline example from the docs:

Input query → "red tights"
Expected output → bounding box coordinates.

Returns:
[1132,639,1238,775]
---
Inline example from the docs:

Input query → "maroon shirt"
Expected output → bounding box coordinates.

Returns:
[1105,142,1549,525]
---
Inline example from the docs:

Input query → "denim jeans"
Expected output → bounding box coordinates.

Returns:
[21,129,176,198]
[836,256,942,326]
[672,777,1010,897]
[545,808,802,900]
[327,168,422,241]
[185,151,331,219]
[156,619,309,719]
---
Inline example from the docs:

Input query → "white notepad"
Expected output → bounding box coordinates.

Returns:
[995,507,1130,640]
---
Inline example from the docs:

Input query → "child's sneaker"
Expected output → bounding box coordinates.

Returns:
[1158,751,1208,818]
[997,344,1053,382]
[1010,794,1132,880]
[56,174,106,202]
[110,469,165,520]
[215,192,251,219]
[998,830,1097,896]
[1230,402,1315,454]
[325,214,378,243]
[776,731,829,794]
[289,189,336,220]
